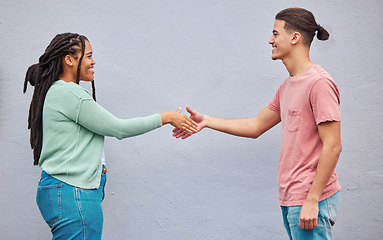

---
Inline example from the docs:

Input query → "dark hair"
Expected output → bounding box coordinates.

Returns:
[24,33,96,165]
[276,8,330,46]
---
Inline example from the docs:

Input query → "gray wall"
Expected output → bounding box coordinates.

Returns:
[1,0,382,239]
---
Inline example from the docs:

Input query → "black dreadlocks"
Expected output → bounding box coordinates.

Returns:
[24,33,96,165]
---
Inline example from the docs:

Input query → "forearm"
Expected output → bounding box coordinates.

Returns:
[204,115,260,138]
[203,107,280,138]
[298,121,342,229]
[306,144,342,202]
[78,100,162,139]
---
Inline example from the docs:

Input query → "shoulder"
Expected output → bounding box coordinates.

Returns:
[310,65,335,83]
[310,65,339,93]
[49,80,93,100]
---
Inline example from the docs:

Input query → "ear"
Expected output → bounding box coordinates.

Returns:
[291,32,301,45]
[63,55,74,67]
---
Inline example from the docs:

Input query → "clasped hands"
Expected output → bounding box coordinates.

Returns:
[172,106,204,139]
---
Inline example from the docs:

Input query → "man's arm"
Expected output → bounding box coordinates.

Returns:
[299,121,342,229]
[173,106,281,139]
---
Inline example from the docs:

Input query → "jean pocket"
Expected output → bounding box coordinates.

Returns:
[287,110,301,132]
[36,184,63,226]
[326,191,341,226]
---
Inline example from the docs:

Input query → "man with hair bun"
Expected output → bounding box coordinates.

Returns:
[174,8,342,239]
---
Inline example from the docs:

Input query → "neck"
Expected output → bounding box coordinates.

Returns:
[59,72,77,83]
[282,47,314,77]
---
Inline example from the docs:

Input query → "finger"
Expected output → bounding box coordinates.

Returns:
[189,118,198,127]
[302,218,314,229]
[172,128,182,135]
[173,131,182,138]
[307,220,313,229]
[299,219,303,229]
[299,218,307,229]
[182,132,192,139]
[313,218,317,228]
[185,125,197,133]
[182,117,198,132]
[177,131,190,139]
[176,107,182,113]
[173,128,187,138]
[173,132,183,138]
[300,220,309,230]
[188,120,199,132]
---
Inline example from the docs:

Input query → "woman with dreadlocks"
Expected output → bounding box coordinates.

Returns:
[24,32,198,239]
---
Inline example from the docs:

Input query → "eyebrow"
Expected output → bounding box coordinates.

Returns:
[86,51,93,56]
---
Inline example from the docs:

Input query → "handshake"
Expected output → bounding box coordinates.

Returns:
[164,106,206,140]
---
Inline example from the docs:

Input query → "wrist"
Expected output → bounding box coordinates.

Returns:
[159,112,172,125]
[203,114,212,128]
[305,193,320,203]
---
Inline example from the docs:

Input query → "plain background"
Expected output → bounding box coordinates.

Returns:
[1,0,382,239]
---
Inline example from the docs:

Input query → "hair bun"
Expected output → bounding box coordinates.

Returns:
[316,24,330,41]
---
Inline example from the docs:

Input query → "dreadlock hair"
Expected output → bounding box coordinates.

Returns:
[24,33,97,165]
[276,8,330,46]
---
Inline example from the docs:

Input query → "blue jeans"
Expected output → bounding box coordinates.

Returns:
[36,169,107,240]
[281,191,341,240]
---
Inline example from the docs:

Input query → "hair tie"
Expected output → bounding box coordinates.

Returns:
[316,25,322,32]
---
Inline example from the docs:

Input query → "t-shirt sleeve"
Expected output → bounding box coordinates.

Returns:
[267,87,281,113]
[310,78,341,125]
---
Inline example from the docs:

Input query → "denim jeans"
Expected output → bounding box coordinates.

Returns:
[36,169,107,240]
[281,190,341,240]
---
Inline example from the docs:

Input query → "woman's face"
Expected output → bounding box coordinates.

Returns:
[77,40,95,82]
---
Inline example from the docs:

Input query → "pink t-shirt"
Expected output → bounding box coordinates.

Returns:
[267,65,341,206]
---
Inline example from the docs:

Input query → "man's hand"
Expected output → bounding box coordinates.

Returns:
[299,198,319,229]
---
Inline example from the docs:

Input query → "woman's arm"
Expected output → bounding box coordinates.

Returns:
[77,100,197,139]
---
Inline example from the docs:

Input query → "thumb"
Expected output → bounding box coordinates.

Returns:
[186,106,194,114]
[176,107,182,113]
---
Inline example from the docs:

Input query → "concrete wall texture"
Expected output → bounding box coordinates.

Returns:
[1,0,382,239]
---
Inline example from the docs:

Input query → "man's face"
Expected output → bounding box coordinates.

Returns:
[268,20,293,61]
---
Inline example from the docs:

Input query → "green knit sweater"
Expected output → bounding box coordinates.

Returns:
[39,80,162,189]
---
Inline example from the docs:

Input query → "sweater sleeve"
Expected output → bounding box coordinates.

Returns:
[50,82,163,140]
[76,99,163,139]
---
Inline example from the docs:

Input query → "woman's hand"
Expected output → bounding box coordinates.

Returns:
[160,108,199,133]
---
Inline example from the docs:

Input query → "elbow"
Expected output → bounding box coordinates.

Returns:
[249,130,263,139]
[251,134,260,139]
[116,134,124,140]
[336,143,343,155]
[330,141,343,158]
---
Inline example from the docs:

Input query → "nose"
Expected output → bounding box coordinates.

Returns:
[268,36,274,44]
